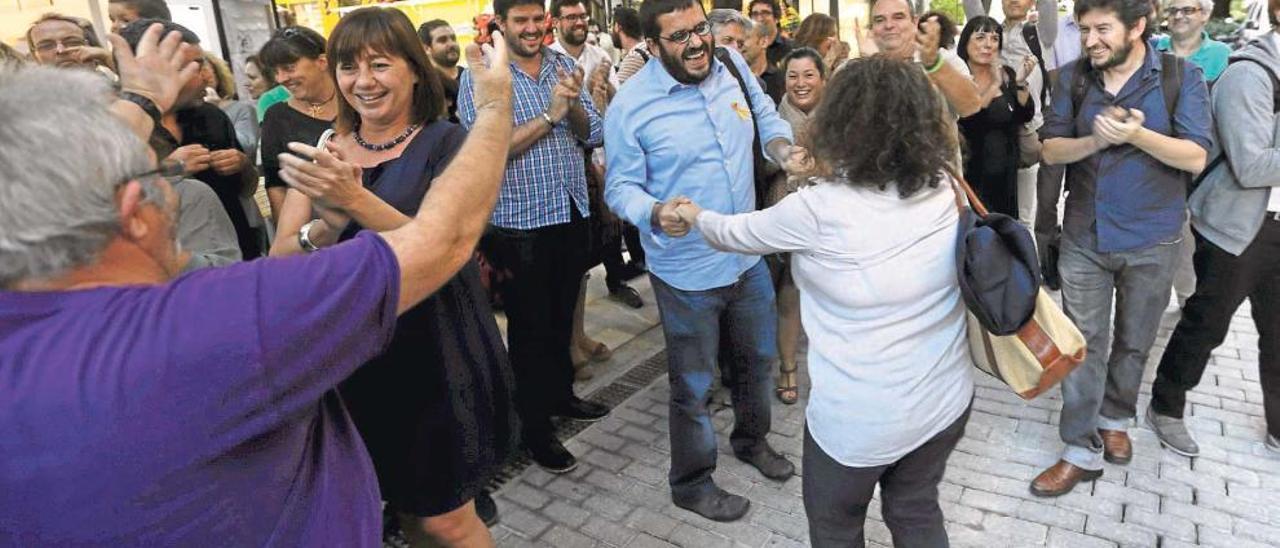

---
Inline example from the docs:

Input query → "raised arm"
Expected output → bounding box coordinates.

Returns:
[1035,0,1059,49]
[380,37,515,314]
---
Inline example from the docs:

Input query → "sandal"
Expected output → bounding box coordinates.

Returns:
[775,364,799,405]
[585,341,612,363]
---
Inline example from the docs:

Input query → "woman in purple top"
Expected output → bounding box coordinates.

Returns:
[269,9,517,547]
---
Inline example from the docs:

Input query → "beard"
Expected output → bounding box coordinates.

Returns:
[506,28,545,58]
[658,39,712,85]
[434,47,460,67]
[562,25,587,46]
[610,30,622,47]
[1090,39,1133,71]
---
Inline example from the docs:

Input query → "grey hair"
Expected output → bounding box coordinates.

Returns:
[1164,0,1214,15]
[708,8,753,37]
[0,67,154,287]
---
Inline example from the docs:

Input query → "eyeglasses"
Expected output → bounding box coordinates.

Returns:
[560,13,590,22]
[119,160,186,188]
[34,36,87,53]
[659,21,712,45]
[1167,6,1203,17]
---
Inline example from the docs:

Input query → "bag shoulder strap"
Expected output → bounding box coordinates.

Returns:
[1021,23,1051,104]
[715,46,757,117]
[1160,52,1182,132]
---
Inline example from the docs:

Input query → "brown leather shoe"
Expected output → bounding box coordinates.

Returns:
[1030,460,1103,497]
[1099,429,1132,464]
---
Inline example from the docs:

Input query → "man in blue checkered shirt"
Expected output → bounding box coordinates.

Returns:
[458,0,606,476]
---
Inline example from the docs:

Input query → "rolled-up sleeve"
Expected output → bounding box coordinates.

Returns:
[1173,62,1215,154]
[578,81,605,148]
[1040,62,1079,140]
[604,103,658,229]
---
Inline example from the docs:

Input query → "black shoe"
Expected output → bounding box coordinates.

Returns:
[527,437,578,474]
[620,261,647,280]
[553,396,610,422]
[673,486,751,522]
[608,285,644,309]
[474,491,499,527]
[735,445,795,481]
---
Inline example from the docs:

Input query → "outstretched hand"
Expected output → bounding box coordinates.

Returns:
[466,30,513,115]
[109,23,200,114]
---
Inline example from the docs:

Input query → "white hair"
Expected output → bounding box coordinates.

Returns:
[708,8,754,37]
[0,66,154,286]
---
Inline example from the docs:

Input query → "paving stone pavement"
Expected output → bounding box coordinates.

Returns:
[487,271,1280,547]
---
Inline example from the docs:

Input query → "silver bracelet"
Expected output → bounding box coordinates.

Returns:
[298,219,321,252]
[541,112,556,128]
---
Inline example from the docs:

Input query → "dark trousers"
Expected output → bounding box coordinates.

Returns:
[481,209,588,440]
[1152,219,1280,438]
[602,223,644,292]
[1034,162,1065,238]
[649,261,777,501]
[802,404,970,548]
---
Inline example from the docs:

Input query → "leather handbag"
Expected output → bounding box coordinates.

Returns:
[949,171,1087,400]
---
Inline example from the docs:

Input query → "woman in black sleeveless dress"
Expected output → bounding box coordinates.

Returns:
[269,9,516,546]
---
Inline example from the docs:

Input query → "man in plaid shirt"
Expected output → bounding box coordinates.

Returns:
[458,0,606,475]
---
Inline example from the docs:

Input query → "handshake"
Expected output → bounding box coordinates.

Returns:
[653,197,704,237]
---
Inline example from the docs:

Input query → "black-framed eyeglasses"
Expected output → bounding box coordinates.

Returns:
[1166,6,1202,17]
[119,159,186,188]
[659,21,712,45]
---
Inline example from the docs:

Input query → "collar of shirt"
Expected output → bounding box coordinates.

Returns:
[1155,31,1211,53]
[510,48,570,85]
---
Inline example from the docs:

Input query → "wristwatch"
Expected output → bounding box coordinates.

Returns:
[540,112,556,128]
[120,91,162,125]
[298,219,321,252]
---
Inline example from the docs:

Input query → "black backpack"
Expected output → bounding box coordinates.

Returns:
[1192,57,1280,192]
[714,46,772,211]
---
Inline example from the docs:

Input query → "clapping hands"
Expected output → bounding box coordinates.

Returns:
[1092,106,1146,146]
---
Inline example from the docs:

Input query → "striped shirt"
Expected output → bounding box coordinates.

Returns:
[458,48,603,229]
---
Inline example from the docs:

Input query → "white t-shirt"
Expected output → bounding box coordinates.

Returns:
[698,176,975,467]
[549,40,617,88]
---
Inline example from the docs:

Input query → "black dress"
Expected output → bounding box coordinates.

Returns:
[958,66,1035,217]
[336,122,518,517]
[259,102,334,193]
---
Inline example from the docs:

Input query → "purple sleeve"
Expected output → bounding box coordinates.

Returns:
[252,231,401,415]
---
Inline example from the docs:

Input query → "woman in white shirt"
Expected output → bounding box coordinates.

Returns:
[675,56,975,548]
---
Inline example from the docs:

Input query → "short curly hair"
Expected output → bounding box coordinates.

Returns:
[810,55,956,198]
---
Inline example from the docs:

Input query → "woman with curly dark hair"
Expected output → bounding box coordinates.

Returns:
[674,55,974,547]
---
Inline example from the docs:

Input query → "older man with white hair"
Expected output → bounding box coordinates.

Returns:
[1156,0,1230,82]
[0,24,515,545]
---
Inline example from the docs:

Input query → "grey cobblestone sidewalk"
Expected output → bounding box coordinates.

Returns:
[488,275,1279,547]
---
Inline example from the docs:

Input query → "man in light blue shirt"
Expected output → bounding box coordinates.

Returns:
[604,0,804,523]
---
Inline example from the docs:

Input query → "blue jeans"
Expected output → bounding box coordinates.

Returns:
[1058,236,1179,470]
[650,260,778,502]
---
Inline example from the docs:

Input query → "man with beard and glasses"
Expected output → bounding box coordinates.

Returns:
[419,19,462,121]
[604,0,806,523]
[457,0,607,475]
[1032,0,1212,497]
